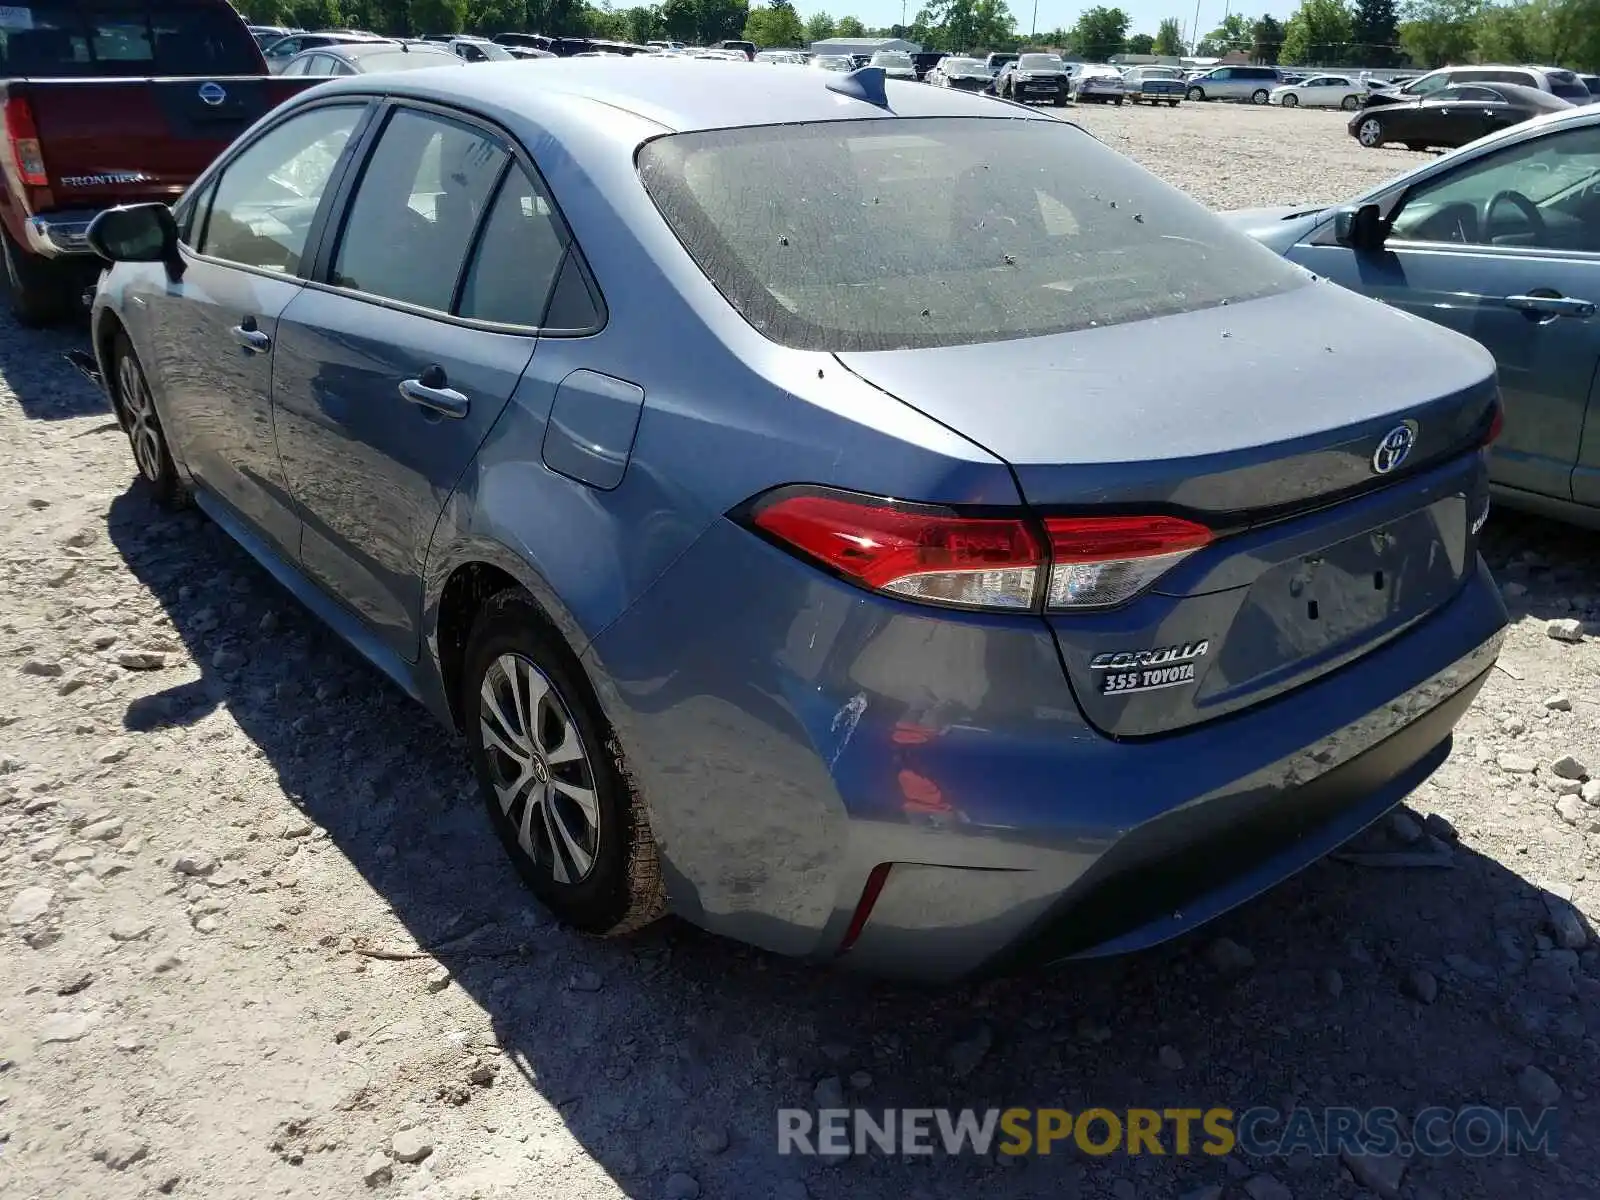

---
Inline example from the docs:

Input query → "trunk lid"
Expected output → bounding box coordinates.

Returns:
[836,280,1499,737]
[20,76,315,209]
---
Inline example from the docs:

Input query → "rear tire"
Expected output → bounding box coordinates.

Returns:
[1114,96,1124,105]
[2,223,74,328]
[110,333,184,508]
[1187,85,1205,101]
[463,589,665,938]
[1250,88,1270,105]
[1341,94,1360,111]
[1168,99,1179,107]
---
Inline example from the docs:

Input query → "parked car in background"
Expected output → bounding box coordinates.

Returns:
[1185,64,1281,104]
[713,39,756,60]
[1271,73,1365,110]
[927,55,991,91]
[1122,65,1185,106]
[995,52,1068,104]
[1363,64,1591,108]
[262,30,390,73]
[910,51,944,80]
[447,36,516,62]
[809,54,853,72]
[248,23,296,49]
[1225,104,1600,525]
[1071,64,1126,104]
[495,32,553,52]
[1580,74,1600,99]
[1350,83,1571,150]
[504,45,557,59]
[755,50,807,65]
[0,0,320,324]
[281,40,465,76]
[868,50,917,80]
[984,51,1017,76]
[83,58,1506,981]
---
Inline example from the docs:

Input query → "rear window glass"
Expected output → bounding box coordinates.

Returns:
[360,48,458,70]
[639,118,1307,353]
[1017,54,1060,69]
[0,3,260,75]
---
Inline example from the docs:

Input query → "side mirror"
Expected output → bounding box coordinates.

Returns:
[86,203,184,282]
[1332,202,1386,252]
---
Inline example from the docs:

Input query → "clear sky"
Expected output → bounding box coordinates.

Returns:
[798,0,1297,44]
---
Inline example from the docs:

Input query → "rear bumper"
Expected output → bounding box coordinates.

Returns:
[23,209,102,257]
[589,511,1506,982]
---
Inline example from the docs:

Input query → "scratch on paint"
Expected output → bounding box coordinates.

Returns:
[829,692,868,768]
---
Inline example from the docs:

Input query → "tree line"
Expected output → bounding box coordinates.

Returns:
[237,0,1600,70]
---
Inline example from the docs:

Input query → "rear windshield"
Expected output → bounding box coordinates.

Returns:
[1017,54,1060,69]
[638,117,1307,353]
[360,48,459,70]
[0,2,260,75]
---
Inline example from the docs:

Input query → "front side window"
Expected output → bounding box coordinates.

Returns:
[1389,123,1600,251]
[1404,71,1450,95]
[638,117,1307,353]
[265,36,300,60]
[331,108,507,311]
[200,104,362,273]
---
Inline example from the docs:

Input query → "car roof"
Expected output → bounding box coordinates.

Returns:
[307,57,1056,133]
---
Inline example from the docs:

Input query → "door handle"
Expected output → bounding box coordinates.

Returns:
[399,364,469,419]
[230,322,270,353]
[1503,294,1597,319]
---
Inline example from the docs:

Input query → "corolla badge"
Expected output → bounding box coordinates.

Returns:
[198,81,227,106]
[1372,423,1417,475]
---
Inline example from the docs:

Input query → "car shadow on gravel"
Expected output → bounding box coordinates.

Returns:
[104,486,1600,1200]
[0,311,106,420]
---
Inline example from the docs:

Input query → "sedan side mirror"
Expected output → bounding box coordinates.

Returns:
[86,203,185,282]
[1332,202,1386,252]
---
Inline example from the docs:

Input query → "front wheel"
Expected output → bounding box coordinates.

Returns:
[1168,99,1180,107]
[1281,92,1298,108]
[1250,88,1270,105]
[1341,94,1360,111]
[464,590,665,937]
[1357,116,1386,148]
[1187,86,1205,101]
[111,333,185,507]
[1114,96,1124,105]
[1053,94,1066,107]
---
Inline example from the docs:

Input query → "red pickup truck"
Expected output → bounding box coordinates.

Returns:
[0,0,317,324]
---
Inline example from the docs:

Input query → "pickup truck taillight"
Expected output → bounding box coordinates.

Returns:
[4,97,48,187]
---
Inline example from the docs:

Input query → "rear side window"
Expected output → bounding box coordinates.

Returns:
[457,165,569,326]
[0,3,262,75]
[332,108,507,311]
[638,117,1307,353]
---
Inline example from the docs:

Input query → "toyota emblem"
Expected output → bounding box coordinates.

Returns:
[198,81,227,107]
[1372,423,1417,475]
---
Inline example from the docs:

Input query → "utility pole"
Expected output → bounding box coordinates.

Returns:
[1030,0,1038,37]
[1190,0,1201,52]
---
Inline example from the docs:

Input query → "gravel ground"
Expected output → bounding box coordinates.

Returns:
[2,103,1598,1200]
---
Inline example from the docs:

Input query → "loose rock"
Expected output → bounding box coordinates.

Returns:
[1550,754,1588,780]
[91,1131,149,1170]
[945,1023,993,1079]
[1158,1044,1185,1070]
[109,917,153,942]
[1497,753,1537,774]
[1544,895,1588,949]
[663,1173,701,1200]
[1518,1064,1562,1107]
[813,1076,845,1109]
[1544,693,1573,711]
[38,1012,95,1043]
[1339,1148,1406,1198]
[1402,969,1439,1004]
[1207,937,1256,977]
[1242,1175,1292,1200]
[7,886,53,927]
[567,968,602,992]
[390,1127,433,1163]
[1546,618,1584,642]
[80,817,123,841]
[362,1150,392,1187]
[115,650,166,671]
[424,965,451,993]
[692,1123,730,1154]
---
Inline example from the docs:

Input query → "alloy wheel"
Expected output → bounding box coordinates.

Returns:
[1187,86,1204,101]
[1358,117,1384,147]
[117,353,164,484]
[1341,95,1360,110]
[478,651,600,885]
[1251,89,1269,104]
[1281,93,1298,107]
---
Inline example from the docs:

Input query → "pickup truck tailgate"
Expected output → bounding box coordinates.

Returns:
[21,76,304,205]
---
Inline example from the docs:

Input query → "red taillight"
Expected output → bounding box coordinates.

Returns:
[837,863,891,955]
[3,97,46,186]
[751,491,1043,610]
[747,487,1213,613]
[1043,514,1213,608]
[1482,402,1504,447]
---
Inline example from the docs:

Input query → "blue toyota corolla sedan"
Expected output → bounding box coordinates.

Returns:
[82,60,1507,980]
